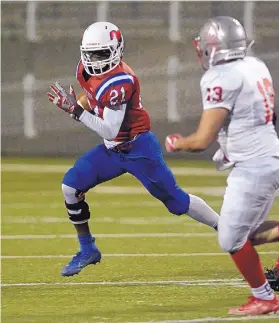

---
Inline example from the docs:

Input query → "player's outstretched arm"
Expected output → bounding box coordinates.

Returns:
[166,66,242,153]
[166,108,228,152]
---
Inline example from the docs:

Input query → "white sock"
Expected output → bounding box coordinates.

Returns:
[252,281,275,300]
[187,194,219,229]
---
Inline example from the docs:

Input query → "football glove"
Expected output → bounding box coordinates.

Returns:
[165,133,182,152]
[47,82,83,120]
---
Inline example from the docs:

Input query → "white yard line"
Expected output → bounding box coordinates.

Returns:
[172,167,228,177]
[2,215,205,225]
[2,186,226,196]
[2,201,163,209]
[123,316,279,323]
[4,187,279,198]
[4,214,277,224]
[1,200,223,209]
[1,164,228,176]
[1,233,217,239]
[2,252,277,259]
[93,186,225,196]
[1,278,245,288]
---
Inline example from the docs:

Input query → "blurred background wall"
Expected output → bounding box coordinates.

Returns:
[2,1,279,158]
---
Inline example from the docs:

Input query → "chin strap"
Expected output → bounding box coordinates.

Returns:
[208,47,216,69]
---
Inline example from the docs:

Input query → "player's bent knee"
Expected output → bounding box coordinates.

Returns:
[218,230,246,253]
[62,184,90,224]
[62,163,94,194]
[165,197,190,216]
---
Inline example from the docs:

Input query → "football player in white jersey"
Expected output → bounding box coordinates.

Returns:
[165,16,279,315]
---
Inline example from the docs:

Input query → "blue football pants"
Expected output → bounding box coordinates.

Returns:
[62,131,190,215]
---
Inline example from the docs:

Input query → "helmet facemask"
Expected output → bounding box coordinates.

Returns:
[81,43,123,76]
[193,36,216,71]
[193,37,203,68]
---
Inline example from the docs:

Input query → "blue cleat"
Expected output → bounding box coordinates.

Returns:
[61,247,102,277]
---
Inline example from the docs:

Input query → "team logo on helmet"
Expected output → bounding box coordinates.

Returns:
[110,30,122,42]
[208,26,217,37]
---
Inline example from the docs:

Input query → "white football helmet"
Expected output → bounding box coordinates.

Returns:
[194,16,253,70]
[80,21,124,76]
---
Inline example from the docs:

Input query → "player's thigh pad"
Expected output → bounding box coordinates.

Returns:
[218,159,279,253]
[141,164,190,216]
[62,144,125,192]
[126,132,190,215]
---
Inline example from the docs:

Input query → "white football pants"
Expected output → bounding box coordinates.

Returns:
[218,156,279,253]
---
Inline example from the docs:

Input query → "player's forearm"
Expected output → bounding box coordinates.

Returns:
[174,108,226,152]
[175,133,213,152]
[79,110,119,140]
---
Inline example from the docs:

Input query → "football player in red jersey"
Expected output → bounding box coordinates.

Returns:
[47,22,219,277]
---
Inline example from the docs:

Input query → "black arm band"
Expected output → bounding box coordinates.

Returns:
[72,104,85,119]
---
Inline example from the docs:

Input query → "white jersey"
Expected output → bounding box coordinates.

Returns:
[201,56,279,162]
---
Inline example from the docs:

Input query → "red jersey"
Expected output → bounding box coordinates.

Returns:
[76,60,151,142]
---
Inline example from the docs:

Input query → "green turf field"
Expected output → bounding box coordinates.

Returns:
[2,157,279,323]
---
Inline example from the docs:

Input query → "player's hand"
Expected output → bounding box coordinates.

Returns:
[165,133,182,152]
[212,148,234,171]
[47,82,78,114]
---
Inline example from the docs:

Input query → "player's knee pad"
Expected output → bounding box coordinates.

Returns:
[165,194,190,216]
[62,184,90,224]
[65,199,91,224]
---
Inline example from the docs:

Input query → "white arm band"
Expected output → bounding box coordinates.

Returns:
[79,104,126,141]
